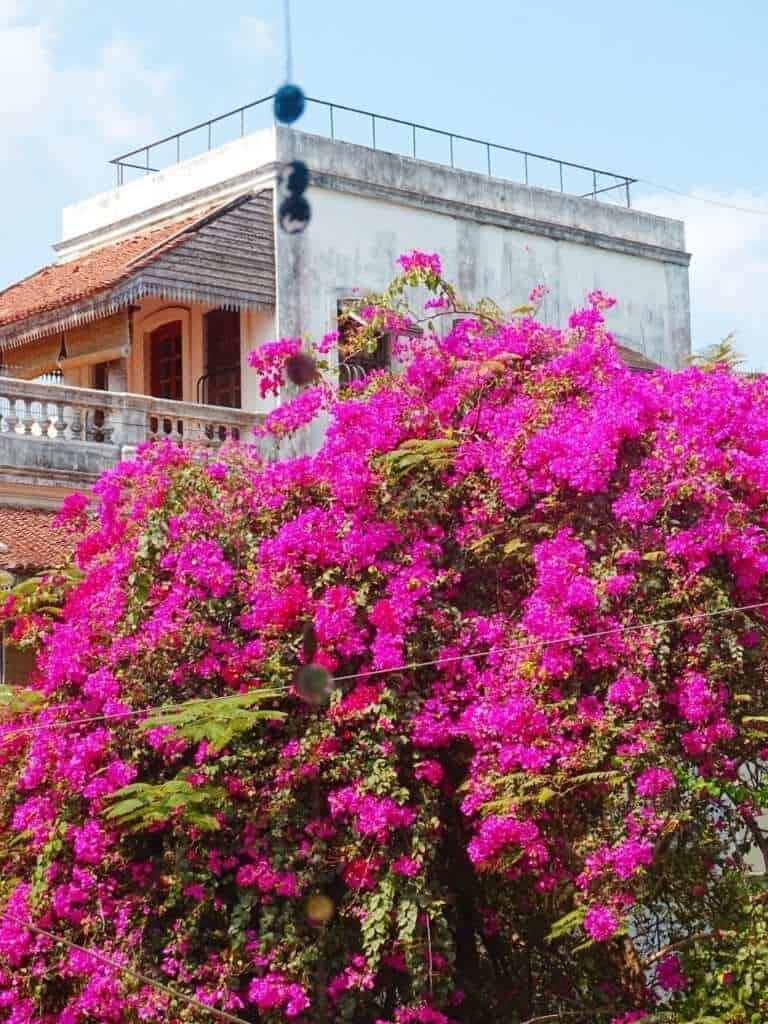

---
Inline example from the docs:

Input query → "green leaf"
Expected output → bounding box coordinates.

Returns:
[140,689,285,753]
[104,778,228,832]
[0,685,45,714]
[546,907,585,942]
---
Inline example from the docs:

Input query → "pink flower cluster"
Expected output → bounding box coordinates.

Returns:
[247,337,302,397]
[397,250,442,276]
[328,785,416,840]
[248,973,309,1017]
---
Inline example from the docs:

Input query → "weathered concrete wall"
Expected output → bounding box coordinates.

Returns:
[57,124,691,375]
[275,130,691,369]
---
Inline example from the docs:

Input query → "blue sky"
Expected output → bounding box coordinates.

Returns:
[1,0,767,364]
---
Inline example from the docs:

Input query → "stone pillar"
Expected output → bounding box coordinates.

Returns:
[109,395,146,455]
[107,358,128,393]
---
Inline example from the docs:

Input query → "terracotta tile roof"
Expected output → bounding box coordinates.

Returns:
[0,507,74,572]
[0,213,203,331]
[617,344,660,372]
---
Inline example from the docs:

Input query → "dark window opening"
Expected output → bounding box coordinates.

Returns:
[200,309,241,408]
[149,321,183,400]
[337,299,389,385]
[91,363,109,391]
[1,638,36,686]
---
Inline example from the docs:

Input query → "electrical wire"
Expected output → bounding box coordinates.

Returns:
[283,0,293,82]
[3,913,253,1024]
[637,179,768,216]
[330,598,768,683]
[0,687,292,742]
[2,599,767,743]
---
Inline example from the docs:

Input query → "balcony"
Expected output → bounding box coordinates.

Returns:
[0,377,263,498]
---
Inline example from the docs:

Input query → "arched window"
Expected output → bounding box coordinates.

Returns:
[149,320,183,400]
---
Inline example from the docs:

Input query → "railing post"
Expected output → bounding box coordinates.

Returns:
[109,398,146,451]
[559,162,564,193]
[524,152,529,185]
[412,124,416,158]
[21,399,35,436]
[329,104,334,139]
[69,406,83,442]
[486,143,492,176]
[625,180,632,208]
[593,170,598,199]
[449,135,454,168]
[145,147,150,174]
[241,108,245,137]
[4,399,18,435]
[371,114,376,149]
[52,403,67,439]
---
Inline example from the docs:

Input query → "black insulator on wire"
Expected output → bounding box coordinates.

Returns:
[279,194,311,234]
[294,663,334,706]
[282,159,310,196]
[274,84,306,125]
[285,352,319,387]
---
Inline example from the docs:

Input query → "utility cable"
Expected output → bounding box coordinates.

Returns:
[283,0,293,82]
[637,179,768,216]
[3,914,253,1024]
[2,600,767,742]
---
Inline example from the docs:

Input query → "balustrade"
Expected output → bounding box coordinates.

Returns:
[0,377,263,483]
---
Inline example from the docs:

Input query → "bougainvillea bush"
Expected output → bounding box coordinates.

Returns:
[2,254,768,1024]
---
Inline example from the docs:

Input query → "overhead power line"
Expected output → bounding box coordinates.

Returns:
[3,914,252,1024]
[637,179,768,216]
[2,600,766,743]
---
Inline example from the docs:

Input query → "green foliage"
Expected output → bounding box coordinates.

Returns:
[140,689,286,753]
[105,777,228,832]
[669,884,768,1023]
[688,334,745,371]
[382,437,459,482]
[0,685,45,715]
[362,873,396,966]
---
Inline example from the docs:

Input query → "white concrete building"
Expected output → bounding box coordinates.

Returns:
[0,98,691,511]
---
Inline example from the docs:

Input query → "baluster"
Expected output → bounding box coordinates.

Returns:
[69,405,84,442]
[41,402,54,439]
[188,419,205,443]
[85,406,107,443]
[100,408,114,444]
[22,399,35,436]
[5,399,19,435]
[52,402,67,440]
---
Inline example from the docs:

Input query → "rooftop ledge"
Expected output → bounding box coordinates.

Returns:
[59,96,686,258]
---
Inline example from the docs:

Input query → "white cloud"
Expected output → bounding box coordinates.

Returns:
[0,2,175,176]
[235,15,277,59]
[636,187,768,370]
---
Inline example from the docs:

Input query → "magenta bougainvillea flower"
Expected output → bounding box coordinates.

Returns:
[1,254,767,1022]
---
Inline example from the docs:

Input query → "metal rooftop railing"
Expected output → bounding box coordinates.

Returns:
[110,94,637,207]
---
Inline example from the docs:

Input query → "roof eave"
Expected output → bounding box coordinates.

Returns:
[0,277,274,350]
